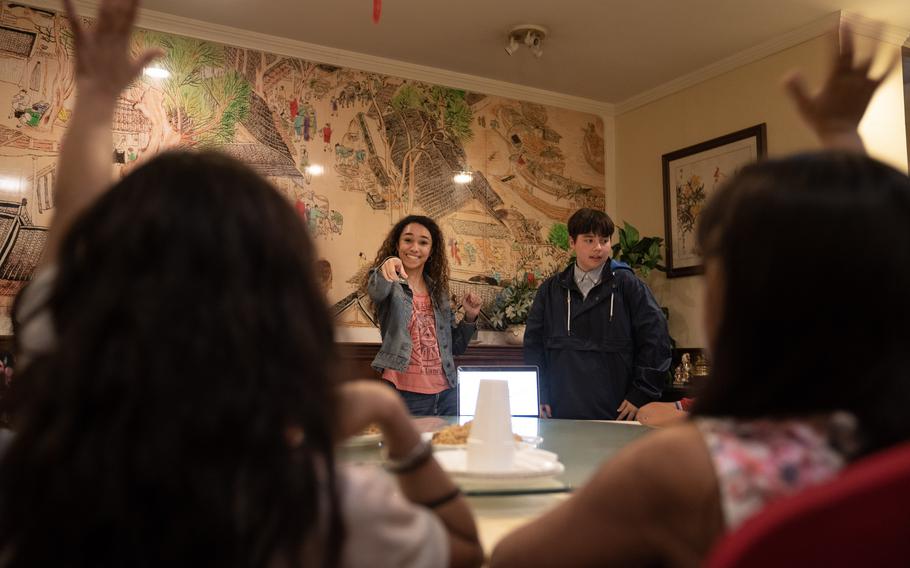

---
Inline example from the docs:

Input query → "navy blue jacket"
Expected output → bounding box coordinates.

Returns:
[523,260,671,419]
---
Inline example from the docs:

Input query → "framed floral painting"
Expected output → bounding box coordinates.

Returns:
[662,124,766,278]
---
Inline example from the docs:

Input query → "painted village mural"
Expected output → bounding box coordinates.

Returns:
[0,2,606,332]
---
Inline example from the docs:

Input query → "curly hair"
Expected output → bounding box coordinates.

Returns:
[362,215,450,305]
[0,151,344,568]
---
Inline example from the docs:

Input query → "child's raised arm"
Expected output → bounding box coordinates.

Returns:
[784,22,897,153]
[42,0,161,267]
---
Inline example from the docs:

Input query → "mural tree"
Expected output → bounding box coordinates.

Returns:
[387,84,473,214]
[139,33,251,146]
[187,71,251,146]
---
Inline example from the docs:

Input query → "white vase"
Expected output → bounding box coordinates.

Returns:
[504,324,526,346]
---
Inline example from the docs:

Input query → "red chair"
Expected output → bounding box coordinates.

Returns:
[706,441,910,568]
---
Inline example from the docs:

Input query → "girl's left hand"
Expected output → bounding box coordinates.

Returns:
[463,292,482,322]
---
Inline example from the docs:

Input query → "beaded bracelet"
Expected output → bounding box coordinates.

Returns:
[383,438,433,474]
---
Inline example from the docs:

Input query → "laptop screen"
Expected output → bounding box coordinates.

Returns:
[456,365,540,417]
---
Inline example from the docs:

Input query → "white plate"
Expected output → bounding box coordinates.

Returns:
[434,448,565,480]
[344,432,382,447]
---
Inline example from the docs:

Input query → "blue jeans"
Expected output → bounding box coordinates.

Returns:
[394,385,457,416]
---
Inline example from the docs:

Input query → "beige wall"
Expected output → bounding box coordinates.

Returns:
[613,34,907,347]
[857,36,908,171]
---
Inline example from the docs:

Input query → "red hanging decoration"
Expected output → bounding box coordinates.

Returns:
[372,0,381,23]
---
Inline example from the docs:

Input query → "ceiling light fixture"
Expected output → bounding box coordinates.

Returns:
[504,35,520,56]
[453,170,473,184]
[505,24,548,59]
[306,164,325,176]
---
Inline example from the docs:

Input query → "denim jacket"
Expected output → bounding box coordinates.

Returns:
[368,267,476,388]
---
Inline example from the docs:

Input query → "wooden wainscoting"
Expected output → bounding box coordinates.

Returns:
[336,343,525,382]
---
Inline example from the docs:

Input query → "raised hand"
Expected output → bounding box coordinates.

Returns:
[462,292,482,323]
[43,0,163,268]
[63,0,162,101]
[380,257,408,282]
[783,22,897,151]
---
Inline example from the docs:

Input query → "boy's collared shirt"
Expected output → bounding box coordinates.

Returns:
[573,261,605,299]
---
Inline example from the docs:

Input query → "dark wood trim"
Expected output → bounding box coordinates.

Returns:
[336,342,525,381]
[455,344,526,365]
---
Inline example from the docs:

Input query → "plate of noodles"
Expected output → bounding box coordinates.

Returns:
[425,421,542,450]
[345,424,383,447]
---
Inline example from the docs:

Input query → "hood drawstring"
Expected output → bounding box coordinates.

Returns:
[610,270,617,321]
[567,270,616,333]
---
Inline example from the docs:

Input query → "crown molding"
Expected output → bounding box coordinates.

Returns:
[839,12,910,47]
[615,12,844,115]
[17,0,614,117]
[615,11,910,115]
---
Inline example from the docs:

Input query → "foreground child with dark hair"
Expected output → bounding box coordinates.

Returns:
[493,26,907,567]
[523,207,671,420]
[0,2,482,567]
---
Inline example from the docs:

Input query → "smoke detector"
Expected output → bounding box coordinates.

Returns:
[505,24,548,58]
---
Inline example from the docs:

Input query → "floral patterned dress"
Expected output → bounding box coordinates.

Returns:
[696,417,854,529]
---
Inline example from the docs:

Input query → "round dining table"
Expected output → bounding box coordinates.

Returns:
[342,416,655,554]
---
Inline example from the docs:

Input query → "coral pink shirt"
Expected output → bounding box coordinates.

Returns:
[382,294,449,394]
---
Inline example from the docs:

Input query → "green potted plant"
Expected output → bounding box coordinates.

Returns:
[489,273,538,345]
[611,221,665,278]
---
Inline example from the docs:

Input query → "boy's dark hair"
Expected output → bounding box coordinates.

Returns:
[1,151,345,567]
[692,151,910,458]
[567,208,615,240]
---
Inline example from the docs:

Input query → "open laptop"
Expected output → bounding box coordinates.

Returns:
[456,365,540,417]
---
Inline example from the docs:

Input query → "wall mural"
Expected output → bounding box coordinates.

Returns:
[0,2,606,332]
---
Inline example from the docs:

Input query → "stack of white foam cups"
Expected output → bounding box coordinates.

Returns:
[466,379,515,471]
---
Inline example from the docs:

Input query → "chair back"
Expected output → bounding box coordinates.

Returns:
[707,440,910,568]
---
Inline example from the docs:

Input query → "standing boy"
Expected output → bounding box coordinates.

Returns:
[524,208,670,420]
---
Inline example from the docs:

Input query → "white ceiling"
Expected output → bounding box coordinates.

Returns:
[117,0,910,103]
